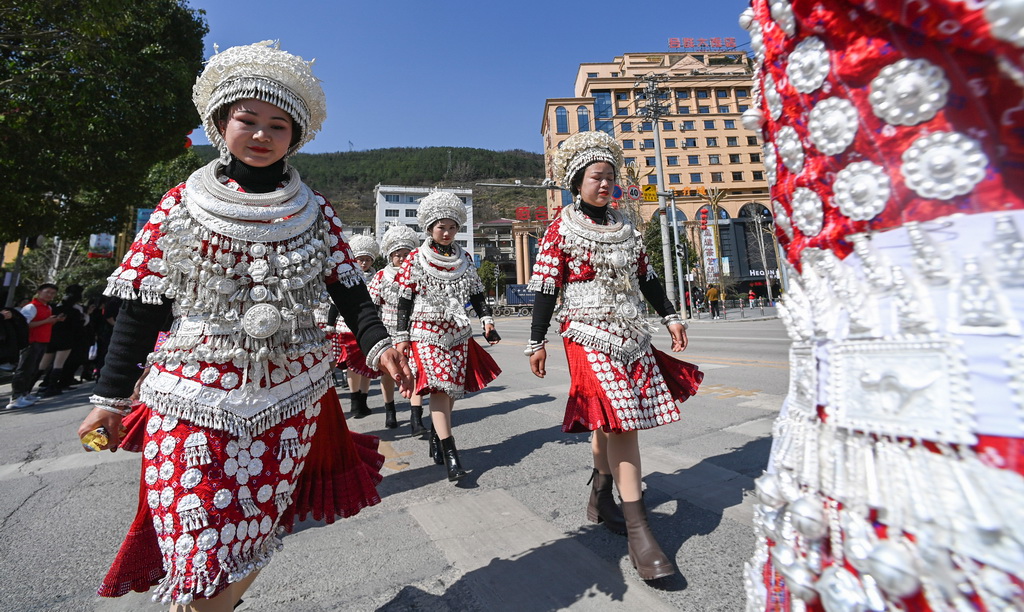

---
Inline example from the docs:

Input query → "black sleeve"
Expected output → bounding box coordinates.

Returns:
[327,305,339,326]
[469,292,492,318]
[93,299,173,399]
[326,281,390,356]
[396,296,413,333]
[529,292,558,343]
[638,276,677,318]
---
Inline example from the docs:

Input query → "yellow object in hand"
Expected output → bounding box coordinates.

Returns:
[81,427,111,452]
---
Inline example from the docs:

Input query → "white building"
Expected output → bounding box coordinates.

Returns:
[372,185,475,257]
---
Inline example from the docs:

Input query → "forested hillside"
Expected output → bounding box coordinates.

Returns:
[193,145,548,224]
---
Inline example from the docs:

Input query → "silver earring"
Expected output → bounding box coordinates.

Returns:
[574,194,582,206]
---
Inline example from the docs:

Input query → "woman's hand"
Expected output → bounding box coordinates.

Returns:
[379,347,414,398]
[669,324,688,352]
[483,323,499,345]
[529,347,547,378]
[76,407,124,452]
[396,341,411,356]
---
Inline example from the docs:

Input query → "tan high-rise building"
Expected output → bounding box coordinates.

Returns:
[540,50,781,300]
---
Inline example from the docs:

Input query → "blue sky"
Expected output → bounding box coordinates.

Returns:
[188,0,753,154]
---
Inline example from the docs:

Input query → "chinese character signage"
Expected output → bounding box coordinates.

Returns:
[669,37,737,51]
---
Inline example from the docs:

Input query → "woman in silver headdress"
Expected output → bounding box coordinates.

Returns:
[393,192,502,482]
[76,41,411,610]
[338,234,383,419]
[368,224,427,434]
[527,131,703,582]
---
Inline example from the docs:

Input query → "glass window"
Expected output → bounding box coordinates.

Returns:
[711,172,724,182]
[587,72,598,78]
[641,121,653,131]
[750,153,761,162]
[724,120,736,129]
[678,106,691,114]
[611,72,619,77]
[643,138,655,149]
[664,138,676,148]
[716,89,729,98]
[727,136,739,146]
[577,106,591,131]
[696,90,709,99]
[615,92,630,100]
[616,108,628,115]
[709,154,721,164]
[747,136,759,145]
[645,157,656,167]
[594,91,614,134]
[690,172,703,183]
[736,88,749,97]
[405,209,417,217]
[555,107,568,133]
[404,195,417,203]
[667,156,679,165]
[385,209,399,217]
[738,104,750,112]
[685,137,697,147]
[648,175,658,185]
[624,156,636,166]
[753,171,764,181]
[384,194,399,203]
[662,121,673,130]
[677,90,690,99]
[718,106,730,113]
[621,122,633,132]
[688,155,700,165]
[732,171,744,181]
[698,106,710,114]
[682,120,695,130]
[729,153,741,163]
[703,120,716,129]
[622,139,635,149]
[706,137,719,147]
[669,174,681,184]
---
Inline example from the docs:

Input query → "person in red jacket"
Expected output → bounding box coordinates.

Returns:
[6,284,63,409]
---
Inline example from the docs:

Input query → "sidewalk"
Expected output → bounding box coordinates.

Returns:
[678,304,779,324]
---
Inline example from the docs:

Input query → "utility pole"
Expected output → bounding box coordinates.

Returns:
[752,211,774,304]
[636,73,675,301]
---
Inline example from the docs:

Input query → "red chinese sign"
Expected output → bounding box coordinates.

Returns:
[668,37,737,50]
[515,206,550,222]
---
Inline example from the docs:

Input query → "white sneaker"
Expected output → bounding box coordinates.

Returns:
[4,399,18,410]
[20,394,38,406]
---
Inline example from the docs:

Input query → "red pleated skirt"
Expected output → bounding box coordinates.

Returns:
[98,386,383,604]
[410,337,501,399]
[336,331,380,379]
[562,336,703,434]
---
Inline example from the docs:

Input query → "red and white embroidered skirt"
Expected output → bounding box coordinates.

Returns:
[562,335,703,434]
[336,331,380,379]
[409,336,501,399]
[98,387,383,605]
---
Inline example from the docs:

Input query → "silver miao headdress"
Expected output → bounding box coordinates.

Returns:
[417,191,468,230]
[380,224,420,258]
[347,234,381,260]
[193,40,327,161]
[553,131,624,193]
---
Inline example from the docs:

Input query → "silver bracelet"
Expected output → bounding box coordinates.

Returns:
[89,394,132,408]
[95,404,132,417]
[661,314,688,330]
[365,337,394,371]
[524,340,547,356]
[480,316,495,327]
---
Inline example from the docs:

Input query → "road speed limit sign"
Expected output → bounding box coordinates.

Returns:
[626,185,642,201]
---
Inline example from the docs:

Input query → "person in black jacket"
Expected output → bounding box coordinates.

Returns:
[0,306,29,370]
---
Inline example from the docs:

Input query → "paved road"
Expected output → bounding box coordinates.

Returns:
[0,314,790,611]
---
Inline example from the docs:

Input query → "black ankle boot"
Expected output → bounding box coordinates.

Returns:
[42,369,63,397]
[428,430,443,464]
[439,435,467,482]
[355,391,371,418]
[384,401,398,428]
[586,469,626,535]
[409,405,426,436]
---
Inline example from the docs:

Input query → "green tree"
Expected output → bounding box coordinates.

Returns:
[0,1,207,241]
[478,260,497,297]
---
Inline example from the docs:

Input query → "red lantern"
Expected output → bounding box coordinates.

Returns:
[700,209,708,230]
[184,137,192,149]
